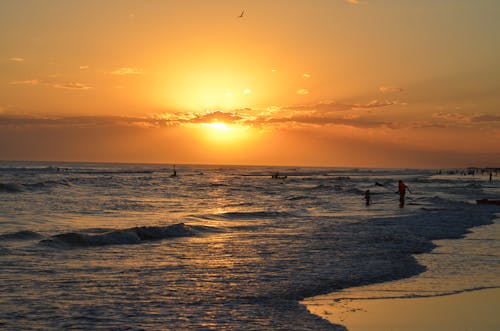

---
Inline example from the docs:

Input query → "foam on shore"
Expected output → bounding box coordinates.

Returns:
[302,216,500,330]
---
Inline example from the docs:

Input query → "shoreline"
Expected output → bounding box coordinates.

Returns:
[302,287,500,331]
[302,216,500,330]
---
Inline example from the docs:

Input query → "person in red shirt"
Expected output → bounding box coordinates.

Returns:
[398,180,412,207]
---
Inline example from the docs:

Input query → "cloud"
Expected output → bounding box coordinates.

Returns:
[347,0,360,4]
[285,100,399,112]
[51,82,93,90]
[9,79,93,90]
[470,114,500,122]
[79,65,89,70]
[260,112,395,129]
[302,73,311,79]
[432,112,470,122]
[379,86,403,93]
[9,57,25,62]
[352,100,399,109]
[9,79,40,86]
[427,112,500,129]
[111,67,144,75]
[187,111,244,124]
[0,114,148,128]
[297,89,310,95]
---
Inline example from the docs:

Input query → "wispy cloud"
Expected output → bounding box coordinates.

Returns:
[9,79,40,86]
[9,57,25,62]
[9,79,92,90]
[0,115,145,128]
[79,65,89,70]
[51,82,93,90]
[471,114,500,122]
[111,67,144,75]
[347,0,360,4]
[432,112,470,122]
[0,110,395,131]
[379,86,403,93]
[187,111,244,124]
[285,100,399,112]
[297,89,310,95]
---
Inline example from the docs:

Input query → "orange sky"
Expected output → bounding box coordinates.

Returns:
[1,0,499,168]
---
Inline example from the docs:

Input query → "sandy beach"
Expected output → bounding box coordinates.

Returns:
[302,219,500,330]
[303,287,499,331]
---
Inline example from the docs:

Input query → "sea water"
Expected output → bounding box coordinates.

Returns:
[0,162,498,330]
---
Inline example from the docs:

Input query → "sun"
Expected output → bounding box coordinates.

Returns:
[198,121,251,144]
[206,122,230,131]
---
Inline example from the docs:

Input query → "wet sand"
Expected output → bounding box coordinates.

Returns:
[303,287,500,331]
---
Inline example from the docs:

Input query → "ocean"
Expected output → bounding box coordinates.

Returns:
[0,161,498,330]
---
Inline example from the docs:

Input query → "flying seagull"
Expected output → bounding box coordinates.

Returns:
[238,10,245,18]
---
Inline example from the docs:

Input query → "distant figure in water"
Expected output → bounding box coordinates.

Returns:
[365,189,371,206]
[171,165,177,177]
[397,180,412,207]
[271,171,287,179]
[490,170,493,182]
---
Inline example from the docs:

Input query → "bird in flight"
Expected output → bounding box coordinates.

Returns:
[238,10,245,18]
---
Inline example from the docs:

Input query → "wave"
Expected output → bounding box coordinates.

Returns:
[197,210,294,221]
[308,184,335,191]
[0,245,10,255]
[286,195,310,201]
[0,166,155,175]
[344,187,365,195]
[209,182,229,187]
[0,179,71,193]
[0,166,65,173]
[40,223,214,248]
[218,211,294,220]
[423,195,473,207]
[0,183,24,193]
[0,230,43,241]
[323,286,500,302]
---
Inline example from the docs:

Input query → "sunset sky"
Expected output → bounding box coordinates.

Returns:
[1,0,499,168]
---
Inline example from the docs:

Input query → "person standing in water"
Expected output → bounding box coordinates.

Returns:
[397,180,412,207]
[365,189,371,206]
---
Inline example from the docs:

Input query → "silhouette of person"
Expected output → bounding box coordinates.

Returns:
[171,165,177,177]
[397,180,411,207]
[365,189,371,206]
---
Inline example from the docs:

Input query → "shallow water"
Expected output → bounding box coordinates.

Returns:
[0,162,498,330]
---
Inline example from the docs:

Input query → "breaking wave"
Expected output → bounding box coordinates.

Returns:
[200,211,294,220]
[0,183,24,193]
[40,223,214,248]
[0,230,43,241]
[0,180,71,193]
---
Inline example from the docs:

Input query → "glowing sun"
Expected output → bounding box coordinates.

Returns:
[199,121,251,144]
[206,122,230,131]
